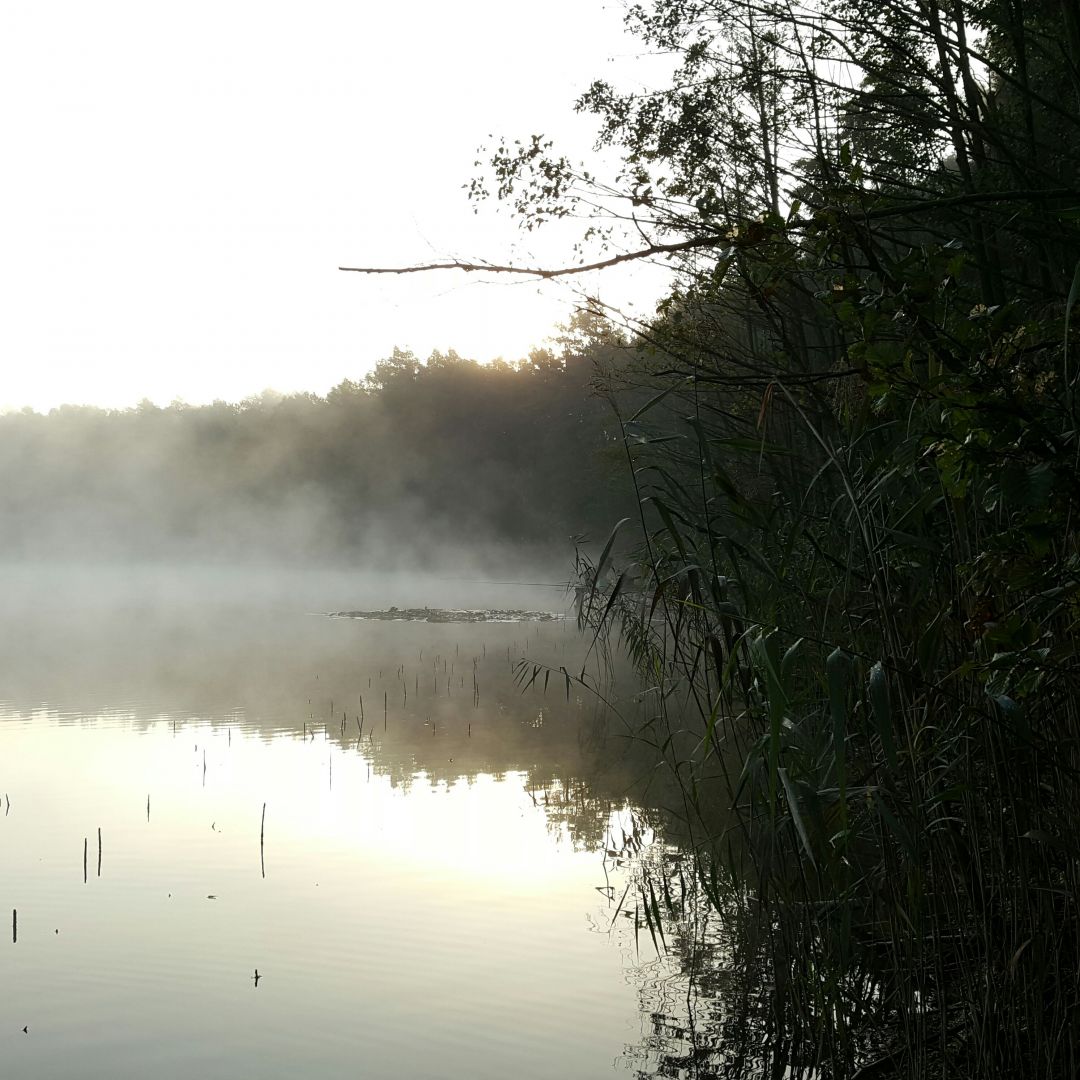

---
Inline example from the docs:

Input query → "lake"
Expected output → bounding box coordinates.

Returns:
[0,566,724,1079]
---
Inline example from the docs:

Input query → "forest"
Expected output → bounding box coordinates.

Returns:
[440,0,1080,1075]
[0,330,630,564]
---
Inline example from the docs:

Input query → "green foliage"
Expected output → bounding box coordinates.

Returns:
[475,0,1080,1073]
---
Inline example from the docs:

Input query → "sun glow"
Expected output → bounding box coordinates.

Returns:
[0,0,670,413]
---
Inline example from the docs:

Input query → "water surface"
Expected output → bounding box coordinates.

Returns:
[0,567,690,1078]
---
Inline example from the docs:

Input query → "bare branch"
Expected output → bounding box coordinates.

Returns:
[339,188,1078,280]
[339,234,730,279]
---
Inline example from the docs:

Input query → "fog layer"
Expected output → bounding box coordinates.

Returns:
[0,335,631,572]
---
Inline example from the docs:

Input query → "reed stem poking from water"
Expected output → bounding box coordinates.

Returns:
[147,794,150,822]
[83,838,87,883]
[12,908,15,944]
[384,691,387,731]
[359,694,364,724]
[97,827,101,877]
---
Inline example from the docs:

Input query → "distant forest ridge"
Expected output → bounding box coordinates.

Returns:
[0,329,633,564]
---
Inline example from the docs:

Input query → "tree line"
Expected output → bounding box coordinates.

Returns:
[460,0,1080,1075]
[0,329,631,564]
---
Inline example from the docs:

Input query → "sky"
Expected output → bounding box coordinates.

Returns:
[0,1,672,412]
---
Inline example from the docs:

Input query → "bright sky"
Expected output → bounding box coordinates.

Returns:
[1,1,672,412]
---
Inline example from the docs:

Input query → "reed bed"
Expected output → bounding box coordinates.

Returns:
[573,307,1080,1076]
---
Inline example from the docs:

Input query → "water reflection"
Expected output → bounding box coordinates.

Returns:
[0,574,660,1078]
[0,569,789,1079]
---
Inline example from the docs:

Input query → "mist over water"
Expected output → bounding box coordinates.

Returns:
[0,330,694,1078]
[0,563,701,1079]
[0,346,631,570]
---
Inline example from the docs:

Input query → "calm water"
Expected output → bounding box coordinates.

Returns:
[0,566,705,1078]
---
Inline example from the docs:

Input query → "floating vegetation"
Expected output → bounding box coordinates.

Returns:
[327,606,565,624]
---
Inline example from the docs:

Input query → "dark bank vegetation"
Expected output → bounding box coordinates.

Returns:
[0,329,629,564]
[457,0,1080,1075]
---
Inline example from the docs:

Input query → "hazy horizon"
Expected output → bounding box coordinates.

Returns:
[1,0,673,414]
[0,338,569,416]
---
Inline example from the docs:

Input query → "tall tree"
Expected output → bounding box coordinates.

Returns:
[433,1,1080,1074]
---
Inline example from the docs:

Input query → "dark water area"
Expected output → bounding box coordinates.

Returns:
[0,565,728,1079]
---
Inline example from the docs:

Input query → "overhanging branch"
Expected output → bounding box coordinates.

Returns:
[339,188,1078,279]
[339,233,729,279]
